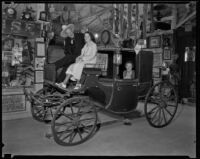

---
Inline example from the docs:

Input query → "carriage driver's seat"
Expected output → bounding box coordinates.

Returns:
[80,53,108,83]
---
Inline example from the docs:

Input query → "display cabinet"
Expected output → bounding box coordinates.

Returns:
[2,18,43,120]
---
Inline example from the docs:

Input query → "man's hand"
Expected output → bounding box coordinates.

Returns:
[75,56,83,63]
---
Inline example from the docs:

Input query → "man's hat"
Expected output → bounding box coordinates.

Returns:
[60,24,75,38]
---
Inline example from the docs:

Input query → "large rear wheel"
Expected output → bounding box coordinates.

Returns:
[144,81,178,128]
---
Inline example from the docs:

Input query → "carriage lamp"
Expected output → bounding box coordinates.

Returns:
[113,50,122,65]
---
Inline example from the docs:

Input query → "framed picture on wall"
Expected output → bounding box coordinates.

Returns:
[35,71,44,83]
[149,36,161,48]
[2,38,14,51]
[153,52,162,67]
[34,57,45,70]
[36,42,45,56]
[163,48,171,60]
[153,67,161,78]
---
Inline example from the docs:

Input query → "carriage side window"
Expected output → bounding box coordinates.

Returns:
[123,61,135,80]
[95,53,108,76]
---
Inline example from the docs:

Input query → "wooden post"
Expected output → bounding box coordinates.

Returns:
[171,4,177,30]
[150,4,154,32]
[135,4,139,45]
[127,4,132,38]
[143,4,148,39]
[113,4,116,34]
[119,4,124,38]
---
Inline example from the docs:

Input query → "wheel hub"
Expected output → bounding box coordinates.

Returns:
[72,115,80,126]
[159,100,167,108]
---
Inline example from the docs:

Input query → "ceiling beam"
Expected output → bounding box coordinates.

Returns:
[78,7,113,23]
[94,4,107,9]
[176,11,196,29]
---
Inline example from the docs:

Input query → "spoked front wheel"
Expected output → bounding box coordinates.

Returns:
[51,96,98,146]
[31,86,62,122]
[144,81,178,128]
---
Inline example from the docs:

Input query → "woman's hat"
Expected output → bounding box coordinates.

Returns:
[60,24,75,38]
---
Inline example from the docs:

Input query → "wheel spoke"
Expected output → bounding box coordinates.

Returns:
[167,104,176,107]
[77,128,83,140]
[158,109,163,125]
[57,128,73,136]
[150,107,160,121]
[50,108,54,117]
[69,131,77,143]
[77,105,81,114]
[78,110,94,115]
[80,123,92,133]
[54,121,73,126]
[42,109,48,120]
[152,108,161,125]
[61,131,74,141]
[35,108,43,114]
[59,111,74,120]
[163,107,173,117]
[161,108,167,124]
[79,117,95,122]
[148,105,160,115]
[70,103,74,114]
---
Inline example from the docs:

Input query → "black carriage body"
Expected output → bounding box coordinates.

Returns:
[82,48,153,114]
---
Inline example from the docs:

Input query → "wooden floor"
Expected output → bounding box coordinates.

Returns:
[2,102,196,157]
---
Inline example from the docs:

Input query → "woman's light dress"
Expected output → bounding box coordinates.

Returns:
[66,41,97,80]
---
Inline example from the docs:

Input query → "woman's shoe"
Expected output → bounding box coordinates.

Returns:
[55,82,66,89]
[74,83,82,90]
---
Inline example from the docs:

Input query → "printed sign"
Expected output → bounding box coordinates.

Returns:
[2,19,41,37]
[153,53,162,67]
[2,94,26,113]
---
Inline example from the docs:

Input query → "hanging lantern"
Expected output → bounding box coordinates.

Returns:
[113,50,122,65]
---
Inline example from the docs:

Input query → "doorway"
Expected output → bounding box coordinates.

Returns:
[175,26,196,99]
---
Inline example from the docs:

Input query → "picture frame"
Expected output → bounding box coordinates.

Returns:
[2,38,14,51]
[39,11,48,21]
[34,57,45,70]
[35,70,44,83]
[149,36,161,48]
[36,42,45,57]
[2,51,13,63]
[163,48,171,60]
[153,67,161,78]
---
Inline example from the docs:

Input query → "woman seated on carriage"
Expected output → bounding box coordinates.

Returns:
[56,31,97,90]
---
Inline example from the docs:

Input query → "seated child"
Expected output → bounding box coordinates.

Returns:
[123,61,135,79]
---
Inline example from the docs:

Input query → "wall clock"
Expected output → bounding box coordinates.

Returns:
[4,7,17,19]
[101,30,111,46]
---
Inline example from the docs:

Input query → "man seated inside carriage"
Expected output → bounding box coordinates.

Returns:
[56,31,97,90]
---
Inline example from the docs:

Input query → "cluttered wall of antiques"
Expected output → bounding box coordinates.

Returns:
[2,2,196,119]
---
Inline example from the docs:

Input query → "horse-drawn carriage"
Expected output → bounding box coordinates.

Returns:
[24,47,178,146]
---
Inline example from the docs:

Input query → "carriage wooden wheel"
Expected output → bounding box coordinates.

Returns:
[144,81,178,128]
[31,85,64,122]
[51,96,98,146]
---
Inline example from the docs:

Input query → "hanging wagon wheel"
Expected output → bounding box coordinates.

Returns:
[31,85,63,122]
[144,81,178,128]
[51,96,98,146]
